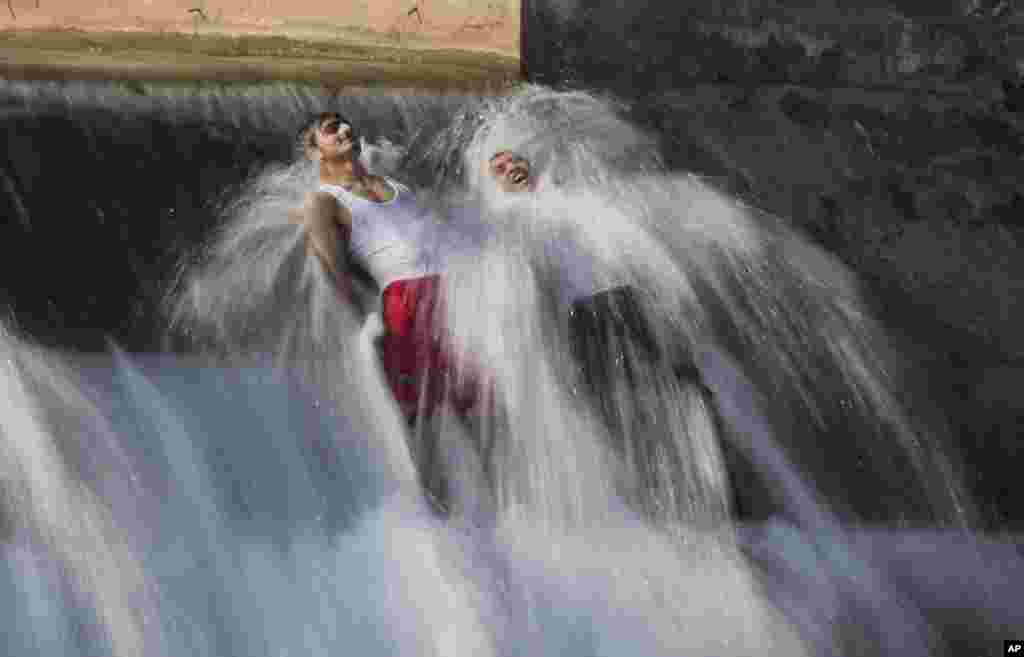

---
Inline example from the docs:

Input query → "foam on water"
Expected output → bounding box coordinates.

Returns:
[0,327,811,657]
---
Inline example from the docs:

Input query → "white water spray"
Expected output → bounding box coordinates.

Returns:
[0,81,1012,657]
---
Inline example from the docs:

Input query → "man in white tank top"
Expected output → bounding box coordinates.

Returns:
[291,112,484,423]
[290,112,396,293]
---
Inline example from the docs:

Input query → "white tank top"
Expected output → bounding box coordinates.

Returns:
[318,178,446,289]
[319,178,615,303]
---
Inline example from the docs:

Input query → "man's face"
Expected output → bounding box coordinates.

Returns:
[313,115,359,161]
[487,151,534,193]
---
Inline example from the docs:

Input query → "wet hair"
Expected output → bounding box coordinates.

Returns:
[296,111,351,158]
[464,86,664,196]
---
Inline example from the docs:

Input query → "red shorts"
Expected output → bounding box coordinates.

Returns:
[380,275,486,421]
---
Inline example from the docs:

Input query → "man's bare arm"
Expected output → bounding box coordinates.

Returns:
[291,191,353,291]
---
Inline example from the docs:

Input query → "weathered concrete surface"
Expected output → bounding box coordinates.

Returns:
[0,0,518,55]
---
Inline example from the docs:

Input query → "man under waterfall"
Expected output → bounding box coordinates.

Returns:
[290,111,487,424]
[440,86,972,530]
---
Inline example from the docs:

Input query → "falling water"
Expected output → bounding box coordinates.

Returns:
[0,80,1020,657]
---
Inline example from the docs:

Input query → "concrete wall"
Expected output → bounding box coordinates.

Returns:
[0,0,519,53]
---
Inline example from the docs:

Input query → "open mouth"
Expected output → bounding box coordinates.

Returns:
[508,168,528,185]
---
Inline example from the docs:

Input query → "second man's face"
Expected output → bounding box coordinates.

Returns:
[488,151,533,193]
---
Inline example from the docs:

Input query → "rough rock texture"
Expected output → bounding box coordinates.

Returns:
[525,0,1024,528]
